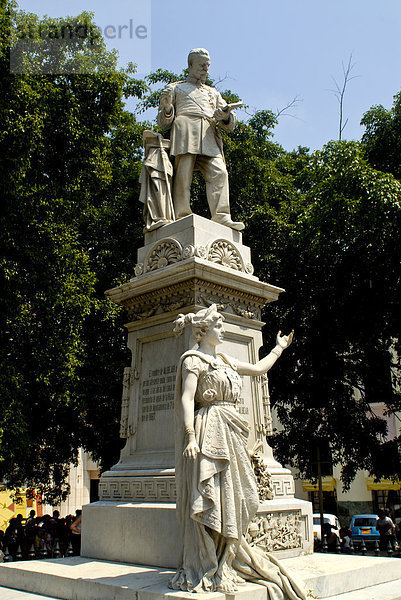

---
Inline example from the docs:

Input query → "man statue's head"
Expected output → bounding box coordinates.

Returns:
[187,48,210,83]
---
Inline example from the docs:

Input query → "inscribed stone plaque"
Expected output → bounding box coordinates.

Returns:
[136,335,180,452]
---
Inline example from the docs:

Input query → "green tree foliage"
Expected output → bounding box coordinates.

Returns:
[263,141,401,487]
[361,92,401,180]
[0,2,148,502]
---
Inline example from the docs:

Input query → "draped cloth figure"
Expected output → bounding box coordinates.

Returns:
[139,130,174,233]
[170,350,306,600]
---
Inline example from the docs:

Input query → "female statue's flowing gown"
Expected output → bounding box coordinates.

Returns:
[170,351,306,600]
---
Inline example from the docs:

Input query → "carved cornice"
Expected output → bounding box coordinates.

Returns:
[119,278,265,322]
[107,259,283,311]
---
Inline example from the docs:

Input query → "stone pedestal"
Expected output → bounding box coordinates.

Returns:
[81,214,313,565]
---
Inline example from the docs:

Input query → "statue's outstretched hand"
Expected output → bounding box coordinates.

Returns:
[276,330,294,349]
[183,440,200,460]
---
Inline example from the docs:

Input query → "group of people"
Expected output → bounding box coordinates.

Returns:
[0,509,82,561]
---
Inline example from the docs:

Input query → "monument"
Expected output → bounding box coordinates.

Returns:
[81,47,313,590]
[2,47,401,600]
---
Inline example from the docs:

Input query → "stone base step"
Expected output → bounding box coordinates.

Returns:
[0,554,400,600]
[1,580,401,600]
[324,579,401,600]
[0,586,57,599]
[284,553,401,598]
[0,558,266,600]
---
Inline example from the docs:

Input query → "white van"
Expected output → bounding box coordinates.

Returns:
[313,513,341,541]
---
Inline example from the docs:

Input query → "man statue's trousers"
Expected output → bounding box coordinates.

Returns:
[173,153,231,222]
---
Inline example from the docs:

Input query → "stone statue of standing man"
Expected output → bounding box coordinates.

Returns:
[157,48,244,231]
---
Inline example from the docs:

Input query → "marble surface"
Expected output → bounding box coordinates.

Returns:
[285,553,401,598]
[0,558,267,600]
[137,214,251,268]
[1,554,401,600]
[75,212,316,583]
[324,580,401,600]
[81,502,181,568]
[84,214,312,571]
[103,215,285,484]
[0,588,58,600]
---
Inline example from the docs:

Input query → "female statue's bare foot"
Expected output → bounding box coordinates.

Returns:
[217,578,238,593]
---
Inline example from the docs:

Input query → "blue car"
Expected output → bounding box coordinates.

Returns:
[350,514,380,545]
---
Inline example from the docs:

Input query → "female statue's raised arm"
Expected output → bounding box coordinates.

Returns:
[237,330,294,376]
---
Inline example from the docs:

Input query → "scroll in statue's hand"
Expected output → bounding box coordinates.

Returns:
[214,102,242,122]
[214,107,230,121]
[276,329,294,349]
[183,440,200,459]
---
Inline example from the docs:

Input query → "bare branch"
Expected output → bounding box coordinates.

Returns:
[275,95,303,119]
[214,72,233,87]
[242,97,303,122]
[329,53,359,140]
[242,105,258,117]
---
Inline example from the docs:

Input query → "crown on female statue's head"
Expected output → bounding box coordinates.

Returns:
[173,304,224,338]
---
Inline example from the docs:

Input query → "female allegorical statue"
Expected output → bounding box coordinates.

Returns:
[170,305,306,599]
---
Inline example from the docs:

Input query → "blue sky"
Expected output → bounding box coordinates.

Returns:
[17,0,401,152]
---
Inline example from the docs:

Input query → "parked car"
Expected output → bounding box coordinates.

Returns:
[313,513,340,542]
[350,514,380,545]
